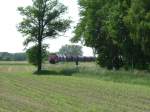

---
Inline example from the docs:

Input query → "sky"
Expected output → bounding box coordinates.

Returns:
[0,0,93,56]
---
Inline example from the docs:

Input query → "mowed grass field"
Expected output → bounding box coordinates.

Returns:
[0,61,150,112]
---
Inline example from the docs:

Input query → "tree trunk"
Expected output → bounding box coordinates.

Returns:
[37,39,42,72]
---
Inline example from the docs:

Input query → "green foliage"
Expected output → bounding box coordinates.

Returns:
[72,0,150,70]
[17,0,71,72]
[123,0,150,69]
[26,45,48,66]
[58,44,83,56]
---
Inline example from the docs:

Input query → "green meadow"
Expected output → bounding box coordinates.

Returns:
[0,61,150,112]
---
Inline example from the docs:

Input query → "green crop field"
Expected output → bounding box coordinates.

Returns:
[0,61,150,112]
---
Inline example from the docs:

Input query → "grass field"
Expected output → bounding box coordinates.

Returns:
[0,61,150,112]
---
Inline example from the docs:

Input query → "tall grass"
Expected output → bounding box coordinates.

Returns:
[42,62,150,87]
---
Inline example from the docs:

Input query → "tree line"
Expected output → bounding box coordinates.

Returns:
[0,52,27,61]
[72,0,150,70]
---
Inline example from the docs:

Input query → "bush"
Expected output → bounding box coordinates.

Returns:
[26,45,48,66]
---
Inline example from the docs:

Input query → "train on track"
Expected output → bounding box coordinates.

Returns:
[49,54,96,64]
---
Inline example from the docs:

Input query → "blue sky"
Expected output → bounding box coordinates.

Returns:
[0,0,93,56]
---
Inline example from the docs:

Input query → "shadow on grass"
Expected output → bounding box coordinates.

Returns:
[34,68,79,76]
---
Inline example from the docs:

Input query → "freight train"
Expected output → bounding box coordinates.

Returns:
[49,54,96,64]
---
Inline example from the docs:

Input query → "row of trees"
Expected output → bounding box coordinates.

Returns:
[72,0,150,70]
[0,52,27,61]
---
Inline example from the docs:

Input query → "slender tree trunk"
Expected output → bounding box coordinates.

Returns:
[37,39,42,72]
[37,5,44,73]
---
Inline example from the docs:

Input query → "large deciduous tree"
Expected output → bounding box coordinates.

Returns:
[72,0,150,70]
[72,0,126,69]
[18,0,71,72]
